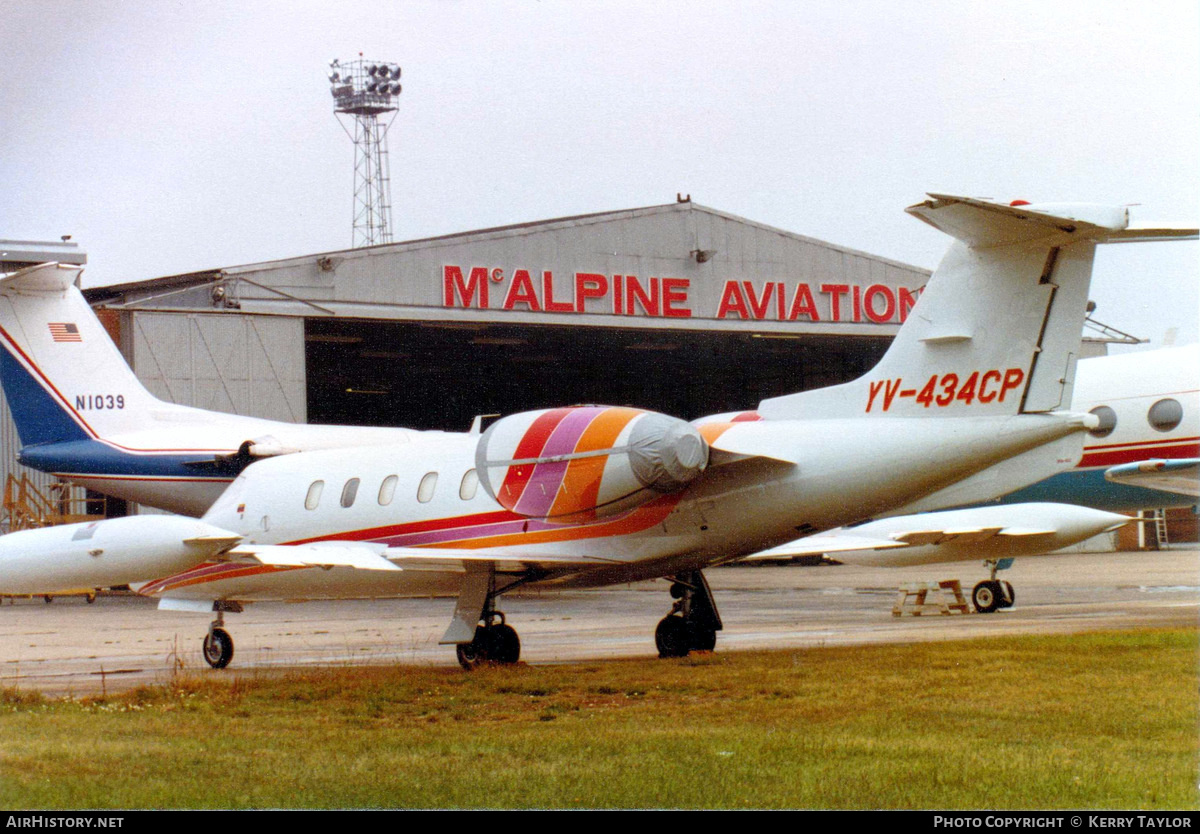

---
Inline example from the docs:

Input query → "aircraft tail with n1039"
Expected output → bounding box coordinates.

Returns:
[0,263,445,515]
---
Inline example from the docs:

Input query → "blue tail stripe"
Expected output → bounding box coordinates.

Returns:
[19,439,230,479]
[0,345,91,446]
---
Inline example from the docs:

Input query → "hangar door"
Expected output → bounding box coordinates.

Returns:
[305,318,888,432]
[131,312,307,422]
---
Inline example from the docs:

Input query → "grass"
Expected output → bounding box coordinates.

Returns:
[0,628,1194,809]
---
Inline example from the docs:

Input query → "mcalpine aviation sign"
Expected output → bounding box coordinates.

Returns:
[444,266,921,324]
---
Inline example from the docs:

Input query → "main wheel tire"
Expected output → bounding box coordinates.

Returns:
[972,580,1002,614]
[456,642,484,670]
[489,623,521,665]
[202,627,234,669]
[688,624,717,652]
[456,626,490,670]
[655,615,690,658]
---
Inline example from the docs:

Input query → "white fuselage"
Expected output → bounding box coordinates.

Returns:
[135,411,1090,602]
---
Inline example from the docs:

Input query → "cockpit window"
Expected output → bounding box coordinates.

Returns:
[1087,405,1117,438]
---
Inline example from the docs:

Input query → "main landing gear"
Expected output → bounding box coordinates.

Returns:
[201,602,243,669]
[971,560,1015,614]
[452,569,524,670]
[655,570,723,658]
[456,611,521,670]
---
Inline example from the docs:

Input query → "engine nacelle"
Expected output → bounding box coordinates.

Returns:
[476,405,709,521]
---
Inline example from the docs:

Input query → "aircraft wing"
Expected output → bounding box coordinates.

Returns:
[226,542,623,572]
[1104,459,1200,498]
[742,533,909,561]
[742,503,1129,567]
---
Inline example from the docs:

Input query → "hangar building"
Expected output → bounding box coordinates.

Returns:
[82,200,929,437]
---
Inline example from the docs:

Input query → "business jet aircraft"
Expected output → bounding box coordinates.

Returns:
[0,261,454,516]
[1001,343,1199,508]
[0,194,1193,669]
[747,344,1198,610]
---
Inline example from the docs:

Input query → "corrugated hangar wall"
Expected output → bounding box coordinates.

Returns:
[127,312,306,422]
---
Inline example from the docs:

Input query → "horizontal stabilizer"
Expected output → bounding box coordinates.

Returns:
[907,194,1197,248]
[0,262,82,294]
[1101,227,1199,243]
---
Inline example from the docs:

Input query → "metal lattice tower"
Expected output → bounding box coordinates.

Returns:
[328,57,402,247]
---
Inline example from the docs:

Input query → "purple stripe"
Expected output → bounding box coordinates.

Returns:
[514,408,604,517]
[382,518,528,547]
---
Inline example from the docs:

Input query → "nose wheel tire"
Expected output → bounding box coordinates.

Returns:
[202,627,234,669]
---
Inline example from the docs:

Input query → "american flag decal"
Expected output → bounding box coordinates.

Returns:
[48,323,82,343]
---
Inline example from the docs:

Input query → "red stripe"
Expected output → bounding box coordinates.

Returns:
[1083,436,1199,454]
[1080,440,1199,468]
[285,509,522,545]
[497,407,572,505]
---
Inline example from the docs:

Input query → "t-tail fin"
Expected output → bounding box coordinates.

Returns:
[759,194,1198,420]
[0,262,162,446]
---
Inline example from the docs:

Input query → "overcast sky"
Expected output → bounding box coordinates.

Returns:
[2,0,1196,349]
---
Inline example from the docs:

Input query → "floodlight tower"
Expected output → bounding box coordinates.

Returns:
[328,57,403,247]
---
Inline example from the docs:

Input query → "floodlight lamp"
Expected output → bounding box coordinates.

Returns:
[390,66,401,80]
[328,71,340,82]
[366,81,378,93]
[391,82,402,95]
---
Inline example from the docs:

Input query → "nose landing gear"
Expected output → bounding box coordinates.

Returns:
[200,603,243,669]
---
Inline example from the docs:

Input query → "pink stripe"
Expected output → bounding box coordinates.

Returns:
[514,408,604,517]
[383,518,528,547]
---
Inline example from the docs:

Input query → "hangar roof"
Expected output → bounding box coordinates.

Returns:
[88,200,930,338]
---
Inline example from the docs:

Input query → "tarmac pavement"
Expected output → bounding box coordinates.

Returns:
[1,548,1195,697]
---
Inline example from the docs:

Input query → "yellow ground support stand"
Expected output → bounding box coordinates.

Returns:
[893,580,970,616]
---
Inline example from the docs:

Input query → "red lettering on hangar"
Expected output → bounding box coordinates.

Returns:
[443,265,918,323]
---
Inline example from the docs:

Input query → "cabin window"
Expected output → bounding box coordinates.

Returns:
[378,475,398,506]
[418,472,438,503]
[1087,406,1117,438]
[1147,398,1183,433]
[341,477,360,508]
[459,469,479,500]
[304,480,324,510]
